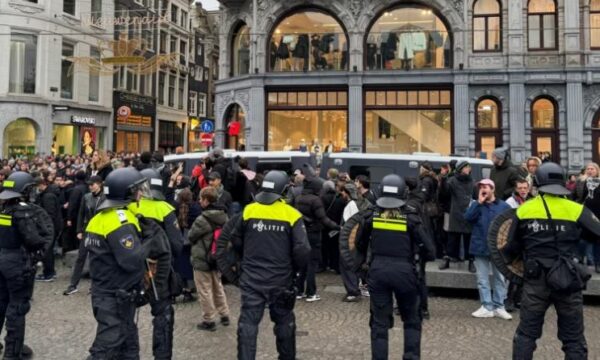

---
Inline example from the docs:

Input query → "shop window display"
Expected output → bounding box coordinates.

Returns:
[4,118,36,158]
[225,104,246,150]
[232,24,251,76]
[366,6,451,70]
[269,11,348,72]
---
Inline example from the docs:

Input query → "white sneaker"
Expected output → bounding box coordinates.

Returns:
[296,293,307,300]
[471,306,494,318]
[494,308,513,320]
[305,294,321,302]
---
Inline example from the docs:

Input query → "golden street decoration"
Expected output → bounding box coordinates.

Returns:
[82,14,170,28]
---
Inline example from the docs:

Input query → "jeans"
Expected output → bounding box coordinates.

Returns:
[474,256,507,310]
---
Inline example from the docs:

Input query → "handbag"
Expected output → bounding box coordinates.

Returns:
[540,196,591,293]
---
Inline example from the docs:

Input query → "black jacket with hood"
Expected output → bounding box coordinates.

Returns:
[294,179,339,234]
[490,160,520,200]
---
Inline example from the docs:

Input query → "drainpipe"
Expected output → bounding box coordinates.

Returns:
[252,0,257,72]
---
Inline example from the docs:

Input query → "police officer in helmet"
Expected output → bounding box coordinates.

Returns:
[221,170,310,360]
[0,172,48,359]
[502,162,600,360]
[85,167,147,360]
[356,174,434,360]
[127,168,182,360]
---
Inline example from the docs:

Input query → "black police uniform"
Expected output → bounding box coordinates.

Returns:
[504,194,600,359]
[85,207,145,359]
[357,175,434,360]
[224,171,310,360]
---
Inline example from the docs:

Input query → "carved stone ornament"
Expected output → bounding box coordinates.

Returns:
[348,0,363,21]
[8,1,44,14]
[451,0,464,17]
[583,86,600,109]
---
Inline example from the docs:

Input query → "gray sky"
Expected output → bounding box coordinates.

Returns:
[196,0,220,10]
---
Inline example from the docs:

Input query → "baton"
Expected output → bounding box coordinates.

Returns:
[145,258,160,302]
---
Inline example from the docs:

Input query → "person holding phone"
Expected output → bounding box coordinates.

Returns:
[464,179,511,319]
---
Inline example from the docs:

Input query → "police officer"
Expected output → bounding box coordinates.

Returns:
[502,162,600,360]
[127,168,181,360]
[85,168,146,360]
[0,172,48,359]
[356,174,435,360]
[222,170,310,360]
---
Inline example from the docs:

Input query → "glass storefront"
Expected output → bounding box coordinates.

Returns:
[158,120,184,152]
[232,24,250,76]
[225,104,246,150]
[52,125,105,156]
[116,131,151,153]
[267,90,347,151]
[3,118,36,157]
[366,5,451,70]
[269,10,348,72]
[365,89,452,154]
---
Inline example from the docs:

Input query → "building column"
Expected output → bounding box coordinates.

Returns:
[509,76,527,164]
[453,75,469,156]
[0,25,10,96]
[566,74,585,171]
[348,75,362,152]
[563,0,582,67]
[507,0,524,68]
[248,83,265,151]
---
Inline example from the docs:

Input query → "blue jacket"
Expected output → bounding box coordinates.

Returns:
[464,199,510,257]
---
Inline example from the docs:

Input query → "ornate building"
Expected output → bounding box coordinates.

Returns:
[213,0,600,171]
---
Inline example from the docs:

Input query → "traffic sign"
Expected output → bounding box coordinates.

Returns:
[200,132,213,146]
[200,119,214,133]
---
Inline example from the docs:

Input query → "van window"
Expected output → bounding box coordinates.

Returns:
[256,162,293,175]
[481,167,492,179]
[349,166,395,184]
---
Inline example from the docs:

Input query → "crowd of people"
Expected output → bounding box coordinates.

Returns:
[0,145,599,359]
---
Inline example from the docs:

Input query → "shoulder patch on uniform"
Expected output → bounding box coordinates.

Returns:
[119,234,135,250]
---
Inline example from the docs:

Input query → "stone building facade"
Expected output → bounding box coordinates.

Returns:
[213,0,600,171]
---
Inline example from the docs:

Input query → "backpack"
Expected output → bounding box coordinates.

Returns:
[202,217,222,271]
[13,203,54,253]
[224,158,240,193]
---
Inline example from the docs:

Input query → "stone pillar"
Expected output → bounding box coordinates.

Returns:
[566,73,585,170]
[248,82,265,151]
[453,75,469,155]
[348,75,363,152]
[509,75,527,164]
[507,0,524,68]
[0,25,10,96]
[563,0,582,67]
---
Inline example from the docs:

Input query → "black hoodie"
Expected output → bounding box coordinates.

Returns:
[490,160,520,200]
[294,179,338,233]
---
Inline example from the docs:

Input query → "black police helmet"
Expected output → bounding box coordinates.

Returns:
[140,168,165,201]
[376,174,406,209]
[0,172,35,200]
[98,168,146,211]
[534,162,571,196]
[255,170,289,205]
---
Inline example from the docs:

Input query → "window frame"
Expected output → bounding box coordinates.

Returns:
[592,111,600,165]
[9,32,38,95]
[61,41,75,100]
[474,97,503,156]
[198,93,207,117]
[591,0,600,50]
[231,22,250,77]
[472,0,502,52]
[530,96,559,161]
[63,0,76,17]
[88,46,101,103]
[527,0,558,51]
[189,91,197,116]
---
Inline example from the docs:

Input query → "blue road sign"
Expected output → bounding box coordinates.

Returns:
[200,119,214,133]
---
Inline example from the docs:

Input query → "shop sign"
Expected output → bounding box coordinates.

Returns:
[200,119,214,133]
[71,116,96,125]
[200,133,213,146]
[114,91,155,128]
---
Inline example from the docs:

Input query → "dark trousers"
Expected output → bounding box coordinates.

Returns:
[150,298,174,360]
[238,285,296,360]
[369,260,421,360]
[42,234,57,277]
[0,249,34,360]
[447,232,472,261]
[513,276,587,360]
[320,231,339,272]
[69,238,89,287]
[418,261,428,313]
[88,294,139,360]
[296,232,321,296]
[339,252,359,296]
[433,217,446,259]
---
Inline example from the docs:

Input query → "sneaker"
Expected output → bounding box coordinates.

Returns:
[471,306,494,318]
[342,295,359,303]
[63,285,78,296]
[21,344,33,358]
[197,322,217,332]
[360,288,370,297]
[494,308,513,320]
[296,293,307,300]
[468,260,476,274]
[35,274,56,282]
[305,294,321,302]
[220,316,230,326]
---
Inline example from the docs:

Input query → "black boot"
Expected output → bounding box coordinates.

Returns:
[438,257,450,270]
[468,260,476,273]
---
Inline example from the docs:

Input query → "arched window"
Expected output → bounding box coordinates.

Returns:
[473,0,501,52]
[224,104,245,150]
[366,5,451,70]
[4,118,36,158]
[269,9,348,72]
[231,23,250,77]
[531,97,558,162]
[591,0,600,49]
[528,0,557,50]
[475,98,502,158]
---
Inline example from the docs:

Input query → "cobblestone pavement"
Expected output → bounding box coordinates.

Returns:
[21,265,600,359]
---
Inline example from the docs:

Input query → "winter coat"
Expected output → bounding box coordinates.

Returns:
[215,185,233,213]
[419,172,438,203]
[38,185,63,235]
[76,191,105,234]
[294,180,339,234]
[505,193,529,209]
[490,161,520,200]
[441,174,475,233]
[67,181,87,224]
[320,190,346,225]
[464,199,511,257]
[95,163,113,181]
[582,177,600,218]
[188,206,228,272]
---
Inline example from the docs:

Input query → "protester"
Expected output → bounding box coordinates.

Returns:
[490,148,520,200]
[175,188,200,302]
[506,179,531,209]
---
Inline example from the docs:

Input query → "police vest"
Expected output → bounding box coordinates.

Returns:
[127,198,175,224]
[370,210,413,260]
[86,208,141,237]
[0,212,19,249]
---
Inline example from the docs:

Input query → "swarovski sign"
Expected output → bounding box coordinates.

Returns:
[71,116,96,125]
